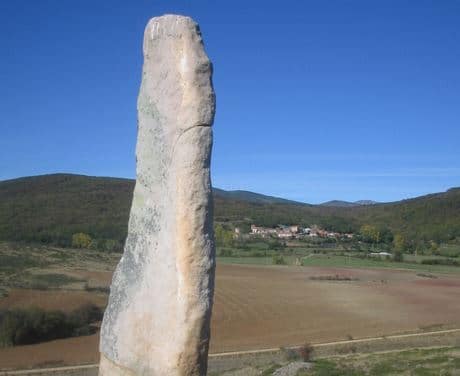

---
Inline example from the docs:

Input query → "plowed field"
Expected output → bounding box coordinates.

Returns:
[1,263,460,370]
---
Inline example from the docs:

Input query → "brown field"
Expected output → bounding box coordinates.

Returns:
[0,289,107,313]
[1,263,460,370]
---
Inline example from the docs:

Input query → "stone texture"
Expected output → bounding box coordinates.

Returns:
[99,14,216,376]
[272,362,312,376]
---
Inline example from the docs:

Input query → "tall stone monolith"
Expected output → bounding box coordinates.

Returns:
[99,15,216,376]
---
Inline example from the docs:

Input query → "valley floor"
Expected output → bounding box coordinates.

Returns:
[1,244,460,370]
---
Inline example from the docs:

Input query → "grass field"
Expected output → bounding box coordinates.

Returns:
[308,347,460,376]
[217,256,297,265]
[1,242,460,370]
[251,347,460,376]
[300,254,460,274]
[217,253,460,275]
[438,244,460,258]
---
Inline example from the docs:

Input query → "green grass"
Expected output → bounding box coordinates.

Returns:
[300,359,365,376]
[0,254,44,273]
[217,255,303,265]
[301,254,460,274]
[0,242,120,292]
[217,256,279,265]
[217,252,460,274]
[438,244,460,258]
[5,272,84,290]
[404,254,450,262]
[293,347,460,376]
[27,273,84,288]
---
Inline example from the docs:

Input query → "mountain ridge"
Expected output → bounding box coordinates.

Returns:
[0,173,372,206]
[320,200,379,207]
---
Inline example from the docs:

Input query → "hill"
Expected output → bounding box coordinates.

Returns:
[213,188,305,205]
[320,200,379,207]
[0,174,459,246]
[355,200,379,205]
[320,200,359,207]
[0,174,133,246]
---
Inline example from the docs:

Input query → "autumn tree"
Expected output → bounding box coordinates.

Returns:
[393,233,407,252]
[360,224,380,244]
[72,233,92,249]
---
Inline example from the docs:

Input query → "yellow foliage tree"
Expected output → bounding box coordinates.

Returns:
[393,233,407,252]
[72,232,92,249]
[360,224,380,243]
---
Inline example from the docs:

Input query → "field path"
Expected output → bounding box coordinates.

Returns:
[210,327,460,356]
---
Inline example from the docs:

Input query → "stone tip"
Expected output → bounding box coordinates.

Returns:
[146,14,198,34]
[152,14,195,21]
[143,14,202,44]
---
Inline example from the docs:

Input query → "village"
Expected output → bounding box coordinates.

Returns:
[237,224,355,240]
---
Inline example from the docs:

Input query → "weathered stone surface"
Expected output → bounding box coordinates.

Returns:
[99,14,216,376]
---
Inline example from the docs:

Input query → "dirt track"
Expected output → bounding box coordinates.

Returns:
[1,263,460,370]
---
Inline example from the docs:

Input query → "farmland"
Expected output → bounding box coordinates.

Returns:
[1,243,460,370]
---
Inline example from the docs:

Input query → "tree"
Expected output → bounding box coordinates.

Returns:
[103,239,120,252]
[393,233,407,253]
[360,224,380,244]
[379,227,394,244]
[268,239,285,250]
[237,222,251,234]
[72,233,92,249]
[393,250,404,262]
[214,224,233,247]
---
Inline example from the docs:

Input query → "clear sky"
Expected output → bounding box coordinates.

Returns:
[1,1,459,203]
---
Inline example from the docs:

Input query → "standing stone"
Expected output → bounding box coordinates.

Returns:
[99,15,216,376]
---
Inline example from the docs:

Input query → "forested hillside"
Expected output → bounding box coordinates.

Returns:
[0,174,459,248]
[214,188,460,243]
[0,174,132,247]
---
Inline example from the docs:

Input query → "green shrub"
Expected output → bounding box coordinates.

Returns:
[218,248,234,257]
[249,250,266,257]
[268,240,285,250]
[299,342,314,361]
[421,258,459,266]
[84,283,110,294]
[30,273,83,288]
[280,346,300,361]
[0,304,102,347]
[89,238,122,252]
[272,254,286,265]
[393,250,404,262]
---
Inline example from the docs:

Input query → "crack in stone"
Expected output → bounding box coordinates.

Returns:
[171,123,212,161]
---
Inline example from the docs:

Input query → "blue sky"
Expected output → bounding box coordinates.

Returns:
[0,1,459,203]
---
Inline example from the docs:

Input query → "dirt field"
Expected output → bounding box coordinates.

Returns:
[211,264,460,352]
[1,263,460,370]
[0,289,107,313]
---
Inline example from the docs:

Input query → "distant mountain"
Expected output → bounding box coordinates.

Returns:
[0,173,459,245]
[355,200,379,205]
[320,200,359,207]
[320,200,379,207]
[213,188,306,205]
